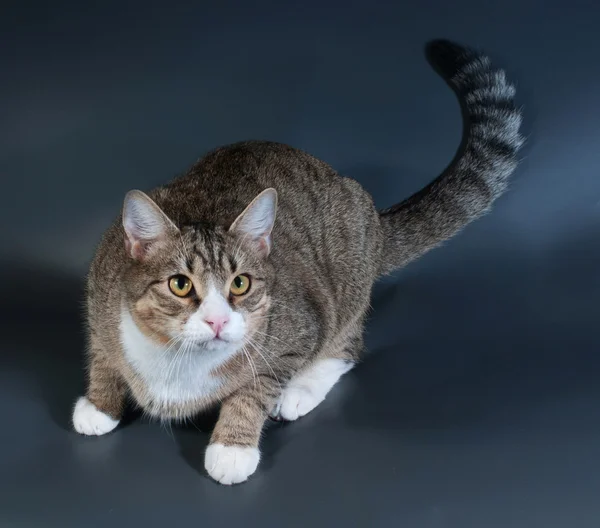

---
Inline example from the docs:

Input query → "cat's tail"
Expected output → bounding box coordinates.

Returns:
[378,40,524,275]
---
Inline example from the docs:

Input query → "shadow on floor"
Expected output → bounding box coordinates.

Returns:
[352,230,600,433]
[0,259,88,431]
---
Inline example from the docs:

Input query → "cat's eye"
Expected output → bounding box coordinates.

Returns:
[168,275,193,297]
[230,274,251,296]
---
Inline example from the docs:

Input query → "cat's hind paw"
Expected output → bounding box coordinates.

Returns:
[269,358,354,422]
[270,386,323,422]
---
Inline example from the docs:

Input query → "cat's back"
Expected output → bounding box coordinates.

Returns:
[159,140,383,274]
[159,140,381,244]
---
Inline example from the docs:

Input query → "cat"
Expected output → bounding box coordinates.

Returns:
[72,40,523,485]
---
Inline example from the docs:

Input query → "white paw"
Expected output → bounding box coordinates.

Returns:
[72,396,119,436]
[205,444,260,485]
[270,358,353,422]
[271,386,324,421]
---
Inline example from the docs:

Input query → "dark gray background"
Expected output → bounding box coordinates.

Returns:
[2,1,600,527]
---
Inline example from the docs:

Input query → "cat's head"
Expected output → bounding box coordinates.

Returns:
[120,188,277,353]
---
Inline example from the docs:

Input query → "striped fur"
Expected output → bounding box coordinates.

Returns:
[379,40,524,274]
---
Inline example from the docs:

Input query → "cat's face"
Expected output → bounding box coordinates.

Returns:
[121,189,277,354]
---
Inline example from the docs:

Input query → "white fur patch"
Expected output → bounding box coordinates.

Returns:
[183,284,246,348]
[271,358,353,421]
[120,308,239,409]
[205,443,260,485]
[72,396,119,436]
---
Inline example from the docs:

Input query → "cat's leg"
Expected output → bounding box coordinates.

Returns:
[269,358,354,422]
[72,343,127,436]
[270,330,362,422]
[205,375,279,485]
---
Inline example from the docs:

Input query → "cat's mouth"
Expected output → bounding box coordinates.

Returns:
[208,331,235,342]
[189,334,241,351]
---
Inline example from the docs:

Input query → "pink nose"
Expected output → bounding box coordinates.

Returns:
[205,316,228,336]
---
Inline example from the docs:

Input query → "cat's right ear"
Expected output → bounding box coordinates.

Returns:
[122,190,178,260]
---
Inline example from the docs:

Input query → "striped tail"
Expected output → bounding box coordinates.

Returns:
[379,40,524,275]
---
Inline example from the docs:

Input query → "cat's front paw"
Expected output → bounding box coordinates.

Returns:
[72,396,120,436]
[270,386,324,422]
[205,443,260,485]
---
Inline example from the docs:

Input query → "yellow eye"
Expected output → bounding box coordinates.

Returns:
[168,275,193,297]
[230,274,251,296]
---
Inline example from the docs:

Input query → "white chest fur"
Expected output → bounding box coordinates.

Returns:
[120,309,237,407]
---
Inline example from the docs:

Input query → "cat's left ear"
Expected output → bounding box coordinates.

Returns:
[229,188,278,257]
[122,190,179,260]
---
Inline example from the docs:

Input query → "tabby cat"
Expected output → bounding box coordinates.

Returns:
[72,40,523,484]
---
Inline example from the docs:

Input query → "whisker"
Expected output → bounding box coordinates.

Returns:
[174,339,189,396]
[252,329,286,344]
[241,345,259,393]
[158,335,184,360]
[244,331,297,368]
[245,337,282,389]
[164,337,187,389]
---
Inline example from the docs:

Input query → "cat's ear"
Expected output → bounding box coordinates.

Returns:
[229,188,278,256]
[122,190,178,260]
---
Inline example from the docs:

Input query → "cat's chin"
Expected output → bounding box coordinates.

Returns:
[197,336,242,353]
